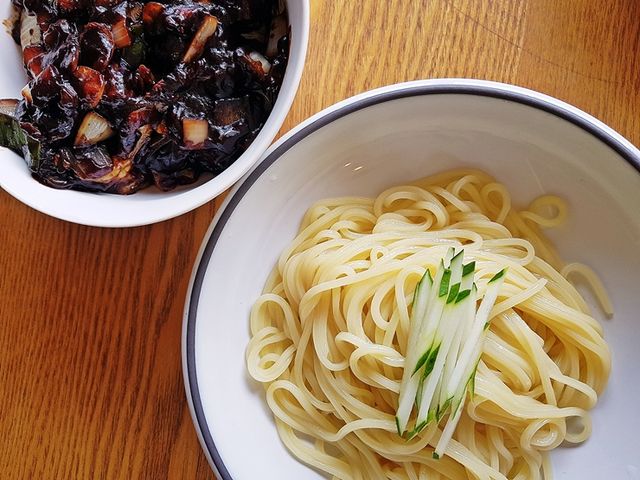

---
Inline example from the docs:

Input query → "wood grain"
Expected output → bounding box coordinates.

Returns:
[0,1,638,479]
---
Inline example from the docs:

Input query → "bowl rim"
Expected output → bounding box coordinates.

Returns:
[0,0,310,228]
[182,78,640,479]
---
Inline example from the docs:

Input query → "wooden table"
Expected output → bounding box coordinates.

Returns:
[1,1,638,478]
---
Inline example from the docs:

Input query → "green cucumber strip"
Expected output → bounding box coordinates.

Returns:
[438,269,452,297]
[444,320,485,414]
[423,346,439,376]
[489,268,507,283]
[446,283,461,304]
[427,410,436,424]
[444,247,455,265]
[419,343,440,380]
[468,363,479,397]
[450,249,464,263]
[414,343,439,375]
[459,284,477,342]
[431,374,444,418]
[412,263,450,381]
[437,397,452,421]
[396,268,436,435]
[415,263,448,347]
[455,289,471,303]
[406,420,427,440]
[446,275,505,399]
[433,392,466,459]
[462,261,476,277]
[395,371,421,436]
[412,269,433,308]
[449,250,465,282]
[459,342,482,398]
[416,301,460,425]
[413,345,431,374]
[445,297,477,414]
[438,290,472,411]
[409,269,433,339]
[460,261,475,291]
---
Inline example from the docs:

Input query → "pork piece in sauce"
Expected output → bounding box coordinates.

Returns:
[5,0,289,194]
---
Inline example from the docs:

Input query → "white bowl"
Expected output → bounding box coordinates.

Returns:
[0,1,309,227]
[183,79,640,479]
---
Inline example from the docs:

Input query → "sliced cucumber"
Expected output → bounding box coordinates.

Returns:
[395,268,433,435]
[395,251,507,459]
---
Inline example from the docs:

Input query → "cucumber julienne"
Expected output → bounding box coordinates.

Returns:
[395,248,507,460]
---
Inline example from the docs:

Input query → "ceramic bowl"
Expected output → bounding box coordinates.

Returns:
[0,1,309,227]
[183,79,640,479]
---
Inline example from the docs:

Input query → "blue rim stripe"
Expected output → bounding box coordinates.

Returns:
[185,84,640,480]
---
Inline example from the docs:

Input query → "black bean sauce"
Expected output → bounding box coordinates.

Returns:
[11,0,289,194]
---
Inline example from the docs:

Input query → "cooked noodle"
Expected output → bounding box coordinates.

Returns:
[246,169,611,480]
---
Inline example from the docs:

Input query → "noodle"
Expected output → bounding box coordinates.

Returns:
[246,169,611,480]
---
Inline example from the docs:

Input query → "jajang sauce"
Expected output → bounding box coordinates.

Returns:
[10,0,289,193]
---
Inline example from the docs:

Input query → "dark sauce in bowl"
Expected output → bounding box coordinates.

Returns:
[10,0,289,194]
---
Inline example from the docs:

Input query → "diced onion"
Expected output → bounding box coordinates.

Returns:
[182,118,208,148]
[75,112,114,146]
[248,51,271,74]
[21,86,33,104]
[20,11,41,50]
[183,15,219,63]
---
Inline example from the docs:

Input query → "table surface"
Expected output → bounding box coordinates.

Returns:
[1,1,638,478]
